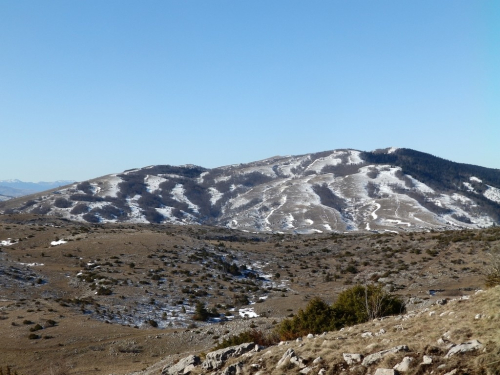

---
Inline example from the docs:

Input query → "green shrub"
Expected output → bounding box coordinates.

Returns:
[276,285,405,340]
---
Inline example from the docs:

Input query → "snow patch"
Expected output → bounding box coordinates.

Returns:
[239,307,259,318]
[145,175,167,193]
[50,240,67,246]
[484,185,500,204]
[470,176,482,183]
[0,238,16,246]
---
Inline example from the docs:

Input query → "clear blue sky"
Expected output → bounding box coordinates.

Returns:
[1,1,499,182]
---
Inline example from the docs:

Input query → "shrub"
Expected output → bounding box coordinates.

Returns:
[485,246,500,288]
[54,197,72,208]
[276,285,405,340]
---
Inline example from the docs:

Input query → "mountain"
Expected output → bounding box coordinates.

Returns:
[1,148,499,233]
[0,179,75,200]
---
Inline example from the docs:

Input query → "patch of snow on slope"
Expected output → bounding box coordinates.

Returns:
[126,196,149,223]
[0,239,16,246]
[387,147,399,154]
[208,187,223,205]
[347,150,363,164]
[405,175,435,194]
[197,171,209,183]
[371,202,381,219]
[51,240,67,246]
[172,184,199,212]
[305,152,343,173]
[470,176,482,183]
[144,175,166,193]
[484,185,500,204]
[101,175,122,198]
[463,182,476,193]
[277,156,310,176]
[239,307,259,318]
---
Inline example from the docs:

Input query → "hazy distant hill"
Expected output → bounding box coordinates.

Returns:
[0,180,74,201]
[1,148,499,233]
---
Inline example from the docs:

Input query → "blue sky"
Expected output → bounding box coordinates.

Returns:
[1,1,499,181]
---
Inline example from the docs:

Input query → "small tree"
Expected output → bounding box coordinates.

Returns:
[193,301,210,321]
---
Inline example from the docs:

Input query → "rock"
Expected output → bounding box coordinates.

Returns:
[343,353,363,365]
[429,311,435,316]
[443,370,458,375]
[307,333,315,339]
[436,299,447,305]
[475,314,483,320]
[312,356,323,365]
[361,332,373,338]
[202,342,255,370]
[162,354,201,375]
[220,362,243,375]
[318,369,327,375]
[374,369,399,375]
[362,345,409,366]
[445,340,483,358]
[376,329,386,336]
[300,367,313,374]
[296,337,303,342]
[277,348,306,368]
[393,357,413,372]
[421,355,432,365]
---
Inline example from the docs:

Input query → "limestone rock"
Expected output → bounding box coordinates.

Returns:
[445,340,483,358]
[421,355,432,365]
[343,353,363,365]
[162,354,201,375]
[202,342,255,370]
[312,356,323,365]
[300,366,313,374]
[277,348,306,368]
[374,369,399,375]
[443,370,458,375]
[220,362,243,375]
[362,345,409,366]
[393,357,413,372]
[318,369,327,375]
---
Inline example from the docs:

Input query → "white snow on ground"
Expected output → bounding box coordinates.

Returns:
[347,150,364,164]
[213,175,232,183]
[365,223,371,230]
[172,184,199,212]
[126,196,149,223]
[470,176,482,183]
[238,165,276,177]
[208,187,223,205]
[50,240,67,246]
[197,171,209,183]
[105,177,122,197]
[385,219,411,227]
[19,262,44,267]
[371,202,381,219]
[281,213,295,230]
[451,193,474,204]
[276,155,310,176]
[304,219,314,225]
[305,152,343,173]
[323,223,332,231]
[484,185,500,204]
[239,307,259,318]
[0,239,16,246]
[405,175,435,193]
[463,182,476,193]
[387,147,399,154]
[144,175,167,193]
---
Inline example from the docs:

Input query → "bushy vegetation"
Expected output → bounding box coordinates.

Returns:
[485,246,500,288]
[277,284,405,340]
[212,329,279,351]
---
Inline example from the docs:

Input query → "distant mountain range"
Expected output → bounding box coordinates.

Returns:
[0,180,75,201]
[1,148,499,233]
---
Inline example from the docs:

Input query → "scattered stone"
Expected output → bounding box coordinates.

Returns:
[475,314,483,320]
[376,328,386,336]
[296,337,303,342]
[318,369,327,375]
[374,369,399,375]
[443,370,458,375]
[436,299,447,305]
[343,353,363,365]
[362,345,409,366]
[421,355,432,365]
[361,331,373,338]
[307,333,315,339]
[300,366,313,374]
[202,342,255,370]
[161,354,201,375]
[429,311,435,316]
[445,340,483,358]
[393,357,413,372]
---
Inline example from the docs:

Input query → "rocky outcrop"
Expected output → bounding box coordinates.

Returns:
[445,340,483,358]
[220,362,243,375]
[276,348,306,368]
[393,357,413,372]
[343,353,363,365]
[161,355,201,375]
[202,342,255,371]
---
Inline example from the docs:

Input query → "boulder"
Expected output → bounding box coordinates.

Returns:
[300,367,313,374]
[202,342,255,370]
[277,348,306,368]
[220,362,243,375]
[393,357,413,372]
[445,340,483,358]
[343,353,363,365]
[374,369,399,375]
[161,354,201,375]
[362,345,409,366]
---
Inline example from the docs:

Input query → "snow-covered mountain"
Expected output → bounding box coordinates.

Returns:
[1,148,499,233]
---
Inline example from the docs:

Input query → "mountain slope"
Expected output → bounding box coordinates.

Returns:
[1,148,499,233]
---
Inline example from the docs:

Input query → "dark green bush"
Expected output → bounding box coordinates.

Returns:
[277,285,405,340]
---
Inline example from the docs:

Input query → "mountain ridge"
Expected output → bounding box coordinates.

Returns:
[1,148,499,233]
